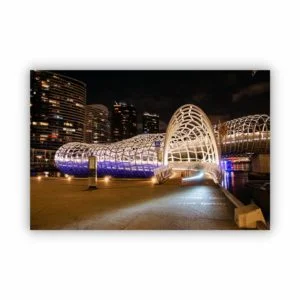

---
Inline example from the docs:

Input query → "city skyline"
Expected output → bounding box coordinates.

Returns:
[52,70,270,131]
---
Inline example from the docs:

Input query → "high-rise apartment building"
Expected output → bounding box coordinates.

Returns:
[30,70,86,171]
[142,112,159,133]
[85,104,111,144]
[111,102,137,141]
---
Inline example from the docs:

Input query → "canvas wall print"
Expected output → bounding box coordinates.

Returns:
[30,70,270,230]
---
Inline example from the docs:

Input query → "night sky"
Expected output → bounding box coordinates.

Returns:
[52,70,270,132]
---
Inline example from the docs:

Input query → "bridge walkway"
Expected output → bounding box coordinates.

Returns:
[31,177,238,230]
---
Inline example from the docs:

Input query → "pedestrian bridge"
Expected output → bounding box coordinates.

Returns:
[215,114,270,155]
[54,104,270,182]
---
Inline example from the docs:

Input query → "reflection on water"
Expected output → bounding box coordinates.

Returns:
[222,171,252,205]
[221,161,270,221]
[222,162,252,205]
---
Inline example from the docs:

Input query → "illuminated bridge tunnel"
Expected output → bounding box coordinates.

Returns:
[54,104,270,180]
[215,114,270,156]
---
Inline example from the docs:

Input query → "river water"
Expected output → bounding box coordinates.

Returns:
[221,161,270,221]
[222,162,252,204]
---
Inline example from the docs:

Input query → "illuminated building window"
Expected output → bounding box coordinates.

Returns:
[64,122,73,127]
[63,128,76,132]
[49,100,59,104]
[41,81,50,89]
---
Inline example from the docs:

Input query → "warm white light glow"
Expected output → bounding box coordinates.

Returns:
[169,172,176,179]
[37,176,42,180]
[104,176,110,183]
[182,172,204,182]
[151,177,157,184]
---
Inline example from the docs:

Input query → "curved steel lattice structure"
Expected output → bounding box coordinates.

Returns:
[55,104,220,178]
[55,134,165,177]
[216,114,270,155]
[55,104,270,179]
[163,104,220,165]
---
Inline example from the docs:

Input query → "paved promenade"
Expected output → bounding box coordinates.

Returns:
[30,177,238,230]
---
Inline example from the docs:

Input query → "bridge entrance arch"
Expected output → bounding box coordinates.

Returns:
[163,104,221,182]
